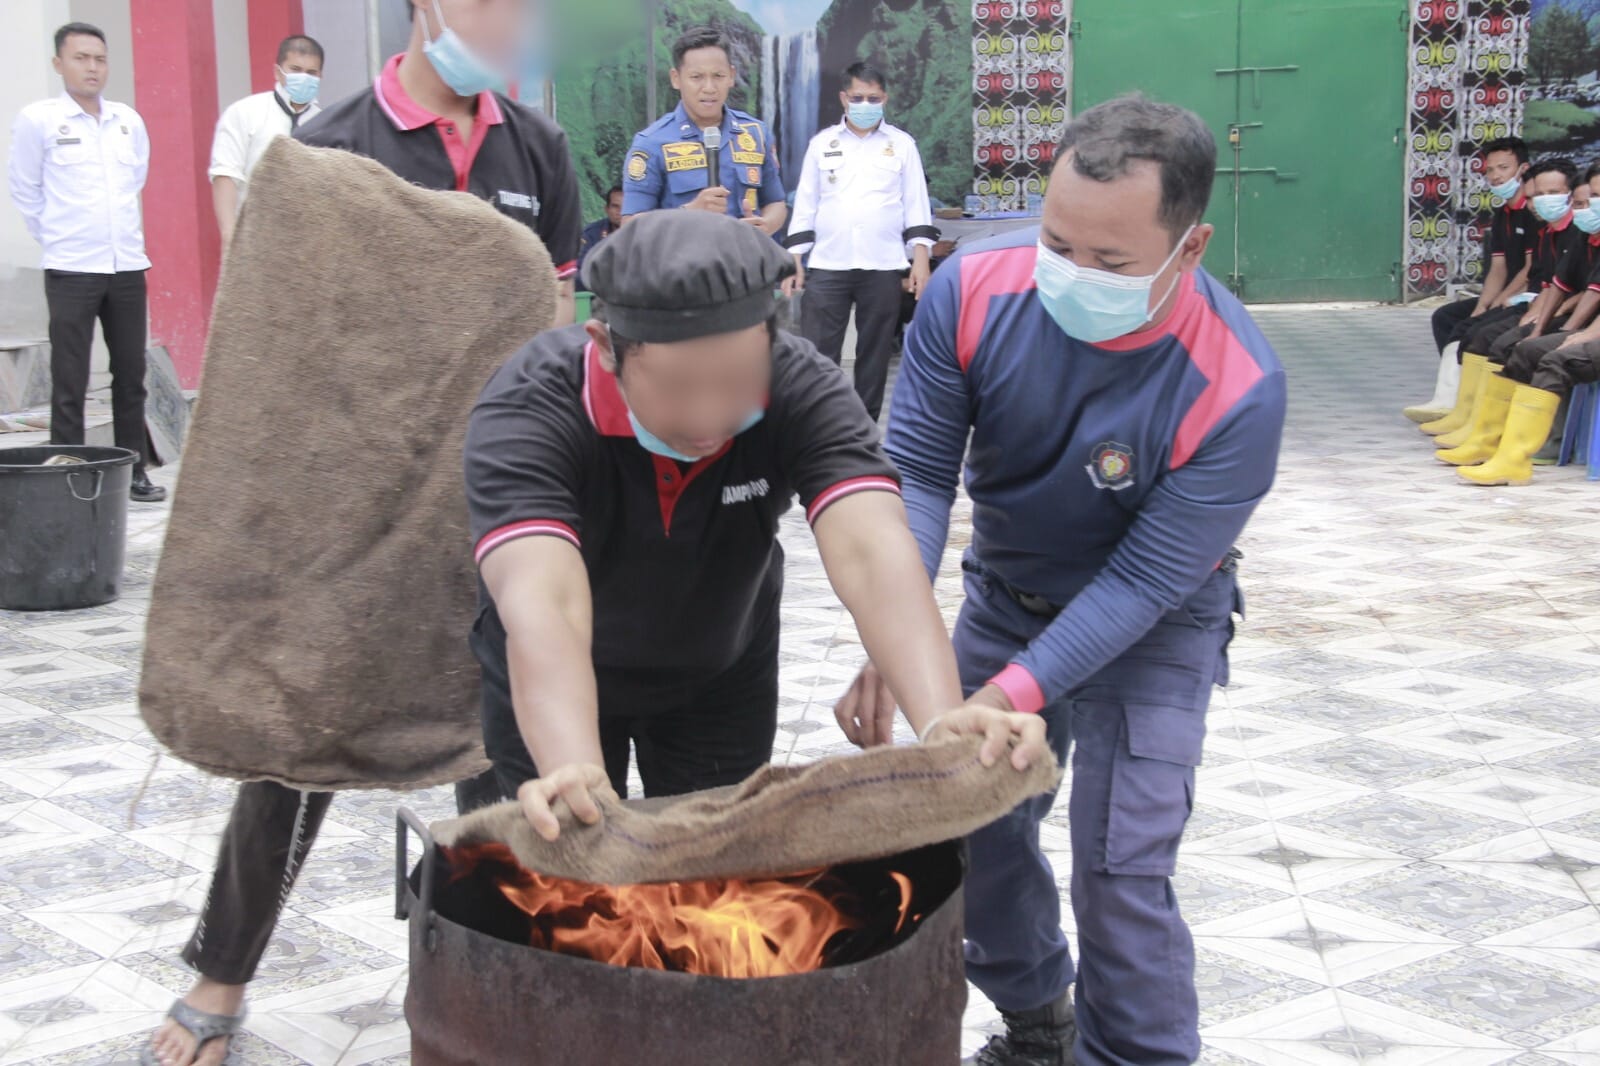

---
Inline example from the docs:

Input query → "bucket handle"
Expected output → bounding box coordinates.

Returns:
[65,469,104,502]
[395,807,440,952]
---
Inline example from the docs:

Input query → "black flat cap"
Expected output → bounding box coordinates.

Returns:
[583,210,796,343]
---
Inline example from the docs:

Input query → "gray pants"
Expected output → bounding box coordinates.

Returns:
[799,268,905,421]
[1504,330,1600,395]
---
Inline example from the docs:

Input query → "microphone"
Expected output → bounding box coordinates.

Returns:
[702,125,723,196]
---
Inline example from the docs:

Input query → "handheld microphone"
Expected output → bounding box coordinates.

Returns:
[702,125,723,194]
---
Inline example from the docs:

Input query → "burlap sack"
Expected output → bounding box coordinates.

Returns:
[140,137,558,791]
[434,736,1062,883]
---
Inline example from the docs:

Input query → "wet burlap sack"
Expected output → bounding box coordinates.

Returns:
[434,737,1062,883]
[139,137,558,791]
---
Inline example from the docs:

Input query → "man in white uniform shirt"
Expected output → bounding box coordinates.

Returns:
[784,61,937,420]
[8,21,163,502]
[210,35,325,250]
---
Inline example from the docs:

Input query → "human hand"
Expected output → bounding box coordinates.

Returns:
[686,185,731,214]
[517,763,616,842]
[834,662,898,748]
[908,259,931,301]
[920,685,1050,771]
[740,201,770,232]
[782,261,805,297]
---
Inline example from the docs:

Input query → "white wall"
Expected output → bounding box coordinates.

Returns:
[1,0,76,345]
[213,0,252,110]
[70,0,136,104]
[304,0,380,108]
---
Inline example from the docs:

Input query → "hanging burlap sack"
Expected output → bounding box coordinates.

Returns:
[434,736,1062,883]
[139,137,558,791]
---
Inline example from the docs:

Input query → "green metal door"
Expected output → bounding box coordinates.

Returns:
[1070,0,1407,303]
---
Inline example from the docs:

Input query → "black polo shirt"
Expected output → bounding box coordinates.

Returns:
[295,54,581,279]
[1484,195,1533,280]
[1528,212,1583,291]
[465,326,901,709]
[1552,230,1600,296]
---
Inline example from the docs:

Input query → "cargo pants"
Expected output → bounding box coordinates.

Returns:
[956,553,1237,1066]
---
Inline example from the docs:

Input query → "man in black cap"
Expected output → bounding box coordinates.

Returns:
[464,210,1049,832]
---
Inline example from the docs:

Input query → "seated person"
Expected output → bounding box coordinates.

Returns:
[575,184,623,293]
[1425,156,1580,441]
[1407,136,1531,422]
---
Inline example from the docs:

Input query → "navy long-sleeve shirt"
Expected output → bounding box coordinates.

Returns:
[886,229,1288,712]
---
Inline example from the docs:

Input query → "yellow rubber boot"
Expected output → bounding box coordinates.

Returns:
[1432,360,1499,448]
[1421,353,1486,436]
[1460,385,1562,486]
[1436,371,1515,465]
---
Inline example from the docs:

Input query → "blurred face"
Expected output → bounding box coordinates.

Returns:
[276,50,323,85]
[605,190,624,228]
[1531,169,1571,199]
[840,77,886,116]
[420,0,523,71]
[590,322,771,460]
[671,46,735,128]
[54,33,108,99]
[1482,150,1525,189]
[1577,182,1595,211]
[1040,152,1212,324]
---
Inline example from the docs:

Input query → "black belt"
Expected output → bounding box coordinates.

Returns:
[977,548,1244,622]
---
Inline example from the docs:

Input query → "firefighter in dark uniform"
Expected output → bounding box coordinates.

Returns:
[462,210,1047,836]
[620,25,786,236]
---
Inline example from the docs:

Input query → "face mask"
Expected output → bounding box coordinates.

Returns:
[1033,226,1194,344]
[1533,193,1572,223]
[627,408,764,463]
[1574,204,1600,234]
[423,0,507,97]
[847,102,884,129]
[1490,175,1522,202]
[279,69,320,106]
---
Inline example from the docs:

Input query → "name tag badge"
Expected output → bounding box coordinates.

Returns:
[498,190,538,214]
[55,137,82,146]
[662,141,707,172]
[730,151,764,166]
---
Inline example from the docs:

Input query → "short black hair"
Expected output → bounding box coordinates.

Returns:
[1481,136,1529,166]
[1054,93,1217,236]
[1527,156,1579,190]
[1584,162,1600,185]
[609,316,778,369]
[842,61,887,92]
[605,185,624,202]
[672,27,731,70]
[277,35,324,65]
[54,22,106,55]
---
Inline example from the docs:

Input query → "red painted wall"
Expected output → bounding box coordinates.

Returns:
[248,0,305,94]
[130,0,221,388]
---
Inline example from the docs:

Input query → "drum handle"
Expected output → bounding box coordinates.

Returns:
[395,807,439,951]
[65,470,104,502]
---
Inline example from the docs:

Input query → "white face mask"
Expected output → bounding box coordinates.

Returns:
[1033,226,1194,343]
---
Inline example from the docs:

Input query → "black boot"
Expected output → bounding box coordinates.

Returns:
[130,467,167,503]
[964,992,1076,1066]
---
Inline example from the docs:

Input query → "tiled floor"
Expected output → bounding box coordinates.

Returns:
[3,305,1600,1063]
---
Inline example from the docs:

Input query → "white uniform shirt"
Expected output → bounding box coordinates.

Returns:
[7,94,150,273]
[209,89,321,210]
[785,120,936,272]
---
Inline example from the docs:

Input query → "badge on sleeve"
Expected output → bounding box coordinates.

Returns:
[627,151,649,181]
[1086,442,1136,491]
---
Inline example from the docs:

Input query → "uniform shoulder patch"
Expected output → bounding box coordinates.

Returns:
[662,141,707,172]
[627,150,649,181]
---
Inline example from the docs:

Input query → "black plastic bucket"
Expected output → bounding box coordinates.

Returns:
[0,445,137,611]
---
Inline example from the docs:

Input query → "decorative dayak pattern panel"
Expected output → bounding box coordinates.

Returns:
[1405,0,1530,298]
[972,1,1069,211]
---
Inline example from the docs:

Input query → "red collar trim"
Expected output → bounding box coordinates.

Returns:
[374,54,505,132]
[1089,271,1201,353]
[582,341,634,437]
[1508,193,1527,211]
[1546,211,1575,234]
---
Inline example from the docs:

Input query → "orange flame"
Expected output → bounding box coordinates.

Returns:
[446,843,908,979]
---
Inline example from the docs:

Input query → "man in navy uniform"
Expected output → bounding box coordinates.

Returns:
[841,95,1287,1065]
[620,26,786,237]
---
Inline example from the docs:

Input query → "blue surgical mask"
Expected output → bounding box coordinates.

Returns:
[1574,204,1600,234]
[423,0,507,97]
[627,408,764,463]
[1490,176,1522,202]
[847,102,884,129]
[279,69,320,106]
[1533,193,1572,223]
[1033,227,1194,344]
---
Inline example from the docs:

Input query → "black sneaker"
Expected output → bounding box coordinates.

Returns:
[130,470,167,503]
[964,993,1076,1066]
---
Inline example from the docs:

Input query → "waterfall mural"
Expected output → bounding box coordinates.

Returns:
[768,28,822,181]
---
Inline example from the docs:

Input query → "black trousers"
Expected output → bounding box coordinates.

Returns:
[474,610,781,801]
[800,268,905,421]
[1431,297,1481,352]
[1462,305,1529,358]
[1504,331,1600,394]
[43,269,150,466]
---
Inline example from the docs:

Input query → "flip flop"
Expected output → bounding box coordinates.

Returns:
[140,999,247,1066]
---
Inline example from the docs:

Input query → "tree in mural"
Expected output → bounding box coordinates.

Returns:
[1528,3,1592,82]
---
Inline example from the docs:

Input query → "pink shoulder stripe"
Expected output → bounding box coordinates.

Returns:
[956,246,1038,372]
[1169,302,1265,470]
